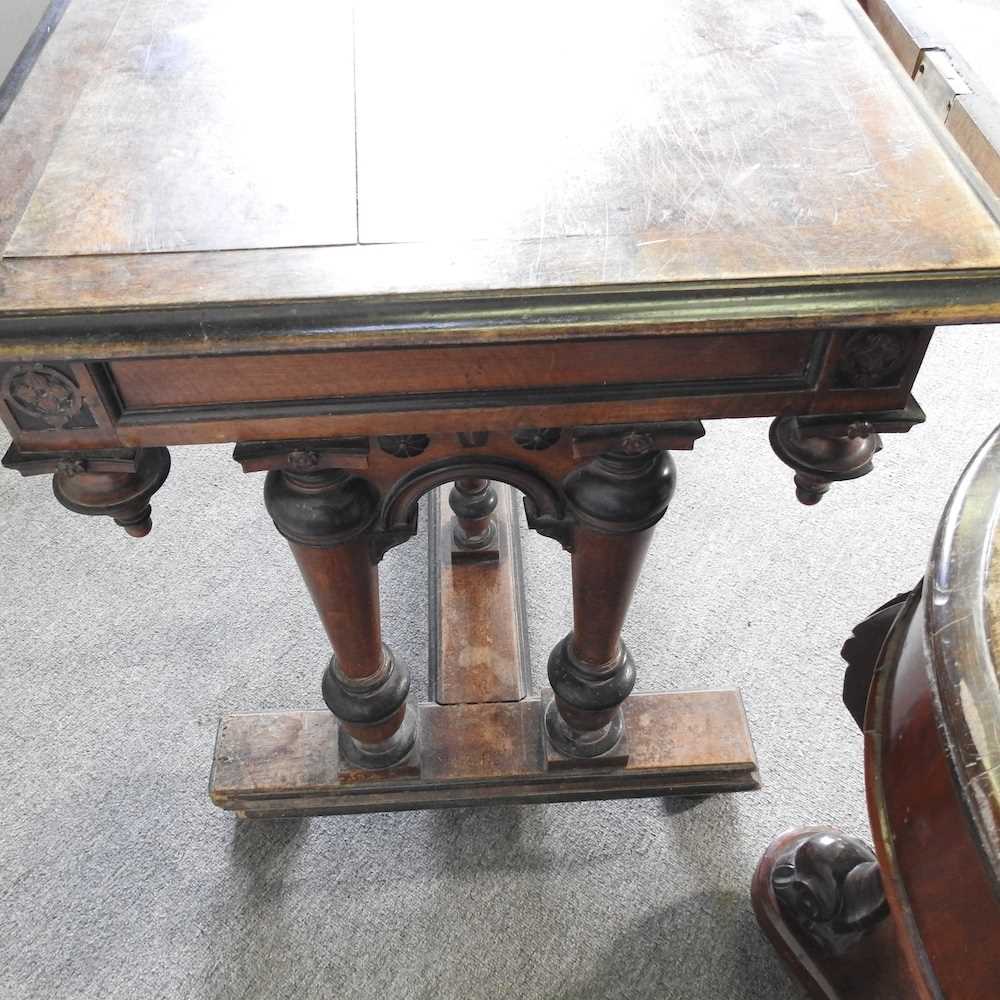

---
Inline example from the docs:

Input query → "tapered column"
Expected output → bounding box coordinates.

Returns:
[545,445,676,760]
[263,467,416,770]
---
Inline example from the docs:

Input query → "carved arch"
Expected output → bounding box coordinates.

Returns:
[371,456,569,560]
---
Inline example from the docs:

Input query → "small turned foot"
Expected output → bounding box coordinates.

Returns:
[752,827,909,1000]
[770,417,881,506]
[2,446,172,537]
[54,447,171,536]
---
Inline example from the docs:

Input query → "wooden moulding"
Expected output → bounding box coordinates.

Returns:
[209,691,759,817]
[428,484,530,705]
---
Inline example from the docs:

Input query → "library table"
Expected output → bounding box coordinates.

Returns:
[2,0,1000,815]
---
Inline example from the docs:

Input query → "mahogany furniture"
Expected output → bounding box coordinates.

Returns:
[752,422,1000,998]
[3,0,1000,816]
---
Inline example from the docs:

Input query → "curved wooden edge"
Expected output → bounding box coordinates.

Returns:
[752,826,914,1000]
[866,567,1000,998]
[862,586,941,1000]
[924,421,1000,889]
[752,827,840,1000]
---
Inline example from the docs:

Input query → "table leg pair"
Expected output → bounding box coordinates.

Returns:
[257,431,676,775]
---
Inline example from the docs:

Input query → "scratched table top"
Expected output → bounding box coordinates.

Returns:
[1,0,1000,356]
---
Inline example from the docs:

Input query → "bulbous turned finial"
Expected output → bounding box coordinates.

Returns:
[770,416,881,506]
[52,447,171,537]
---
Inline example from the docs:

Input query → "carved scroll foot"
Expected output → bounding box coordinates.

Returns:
[752,826,911,1000]
[767,829,888,948]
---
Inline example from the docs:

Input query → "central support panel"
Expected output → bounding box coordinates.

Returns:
[210,482,758,816]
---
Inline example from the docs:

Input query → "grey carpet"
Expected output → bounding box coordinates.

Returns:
[2,325,999,1000]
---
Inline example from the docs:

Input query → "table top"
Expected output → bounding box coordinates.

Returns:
[1,0,1000,359]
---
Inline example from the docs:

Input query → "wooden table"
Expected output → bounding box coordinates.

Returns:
[2,0,1000,816]
[752,420,1000,998]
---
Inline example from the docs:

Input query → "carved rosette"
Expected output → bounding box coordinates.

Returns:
[378,434,430,458]
[835,330,911,389]
[285,449,321,472]
[2,365,82,428]
[513,427,561,451]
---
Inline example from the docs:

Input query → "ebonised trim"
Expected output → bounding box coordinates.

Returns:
[0,273,977,363]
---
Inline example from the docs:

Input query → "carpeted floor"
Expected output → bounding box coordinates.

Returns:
[1,324,998,1000]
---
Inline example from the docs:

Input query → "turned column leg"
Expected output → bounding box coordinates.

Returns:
[545,445,676,760]
[448,477,497,551]
[264,467,416,771]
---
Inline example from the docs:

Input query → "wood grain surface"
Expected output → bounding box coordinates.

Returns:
[1,0,999,339]
[6,0,358,256]
[428,485,530,706]
[209,690,759,815]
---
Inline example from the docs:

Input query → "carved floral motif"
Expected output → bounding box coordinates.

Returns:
[835,331,910,388]
[619,430,655,455]
[55,459,88,478]
[378,434,430,458]
[513,427,561,451]
[286,449,320,471]
[2,365,82,427]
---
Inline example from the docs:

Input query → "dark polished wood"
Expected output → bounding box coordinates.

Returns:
[754,422,1000,998]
